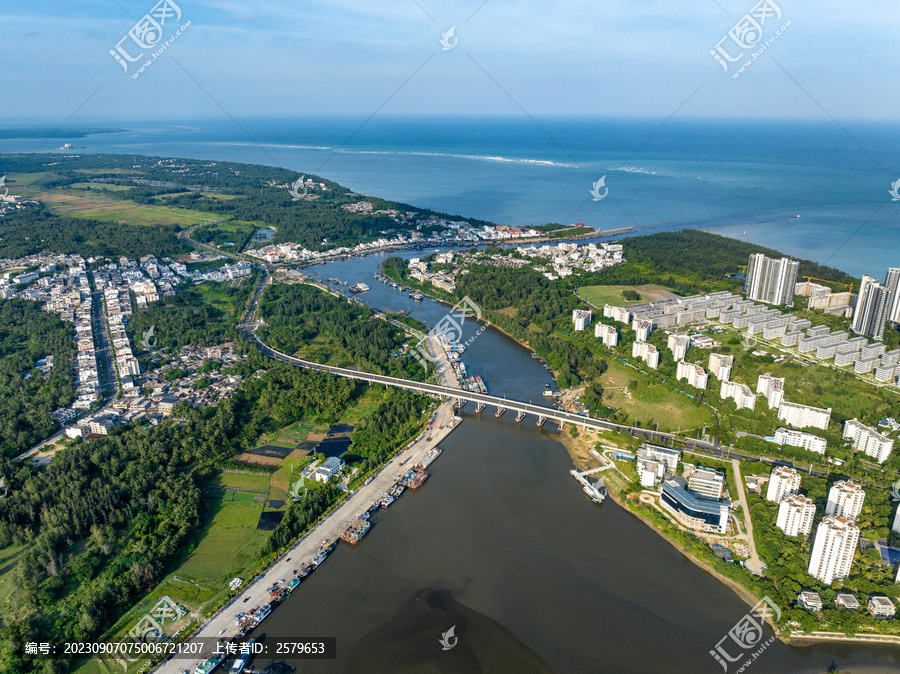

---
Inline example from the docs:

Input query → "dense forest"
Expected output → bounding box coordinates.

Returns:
[0,354,362,670]
[0,207,188,260]
[605,230,857,289]
[258,284,423,379]
[347,391,429,473]
[127,284,249,352]
[0,299,76,460]
[0,153,492,254]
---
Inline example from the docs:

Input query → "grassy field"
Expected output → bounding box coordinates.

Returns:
[215,472,271,491]
[174,495,269,585]
[599,358,714,431]
[578,284,675,307]
[23,189,220,226]
[193,280,251,319]
[69,182,134,191]
[0,545,26,621]
[2,172,50,188]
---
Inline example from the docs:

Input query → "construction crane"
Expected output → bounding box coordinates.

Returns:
[800,276,855,296]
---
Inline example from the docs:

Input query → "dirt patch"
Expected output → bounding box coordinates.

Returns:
[257,511,285,530]
[233,453,281,469]
[245,444,294,460]
[306,433,327,443]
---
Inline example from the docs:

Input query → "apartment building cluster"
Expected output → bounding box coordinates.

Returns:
[1,256,104,418]
[69,343,245,439]
[603,290,738,331]
[765,466,866,586]
[851,269,900,340]
[519,241,625,279]
[407,255,457,292]
[249,236,413,264]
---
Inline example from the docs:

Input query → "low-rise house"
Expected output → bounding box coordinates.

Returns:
[314,456,345,483]
[796,590,823,612]
[867,596,896,619]
[835,593,860,610]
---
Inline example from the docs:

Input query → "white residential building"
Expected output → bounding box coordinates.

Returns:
[825,480,865,521]
[708,353,734,382]
[667,333,690,361]
[808,516,859,585]
[773,427,827,454]
[766,466,801,503]
[677,360,708,390]
[572,309,592,331]
[594,323,618,348]
[842,419,894,464]
[603,304,631,324]
[778,401,831,430]
[745,253,799,307]
[637,458,663,488]
[757,373,785,410]
[632,341,659,369]
[687,466,726,500]
[637,444,681,474]
[720,381,756,410]
[633,319,652,342]
[777,495,816,537]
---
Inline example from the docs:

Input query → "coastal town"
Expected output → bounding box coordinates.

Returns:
[2,162,900,673]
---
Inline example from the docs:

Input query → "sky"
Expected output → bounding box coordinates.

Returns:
[1,0,899,124]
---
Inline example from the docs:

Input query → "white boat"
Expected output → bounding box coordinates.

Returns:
[583,477,607,504]
[229,639,254,673]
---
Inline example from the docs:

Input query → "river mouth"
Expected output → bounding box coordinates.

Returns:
[242,249,900,673]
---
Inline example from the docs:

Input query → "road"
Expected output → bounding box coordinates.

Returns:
[246,332,723,449]
[730,459,765,575]
[156,380,461,672]
[91,288,118,398]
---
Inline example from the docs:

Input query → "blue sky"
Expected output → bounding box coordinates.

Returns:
[1,0,898,123]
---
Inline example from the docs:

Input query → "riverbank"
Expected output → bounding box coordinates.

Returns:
[556,428,764,611]
[156,401,461,674]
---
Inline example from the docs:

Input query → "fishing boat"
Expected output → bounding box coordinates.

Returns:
[380,492,395,508]
[340,518,372,544]
[583,477,607,504]
[253,604,272,625]
[287,576,301,591]
[475,376,487,394]
[405,469,428,489]
[229,639,254,673]
[195,654,225,674]
[409,292,423,301]
[418,446,443,469]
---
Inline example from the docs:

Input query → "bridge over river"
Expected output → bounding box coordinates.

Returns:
[247,332,719,452]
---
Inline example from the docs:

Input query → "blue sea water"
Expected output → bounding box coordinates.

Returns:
[2,116,899,277]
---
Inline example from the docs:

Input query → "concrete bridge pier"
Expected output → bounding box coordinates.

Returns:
[558,420,565,431]
[456,398,466,409]
[515,410,526,422]
[536,416,547,427]
[475,402,486,413]
[495,406,505,418]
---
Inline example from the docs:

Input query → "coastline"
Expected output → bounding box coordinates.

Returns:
[555,430,764,615]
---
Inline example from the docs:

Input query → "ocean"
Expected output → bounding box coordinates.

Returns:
[2,116,899,276]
